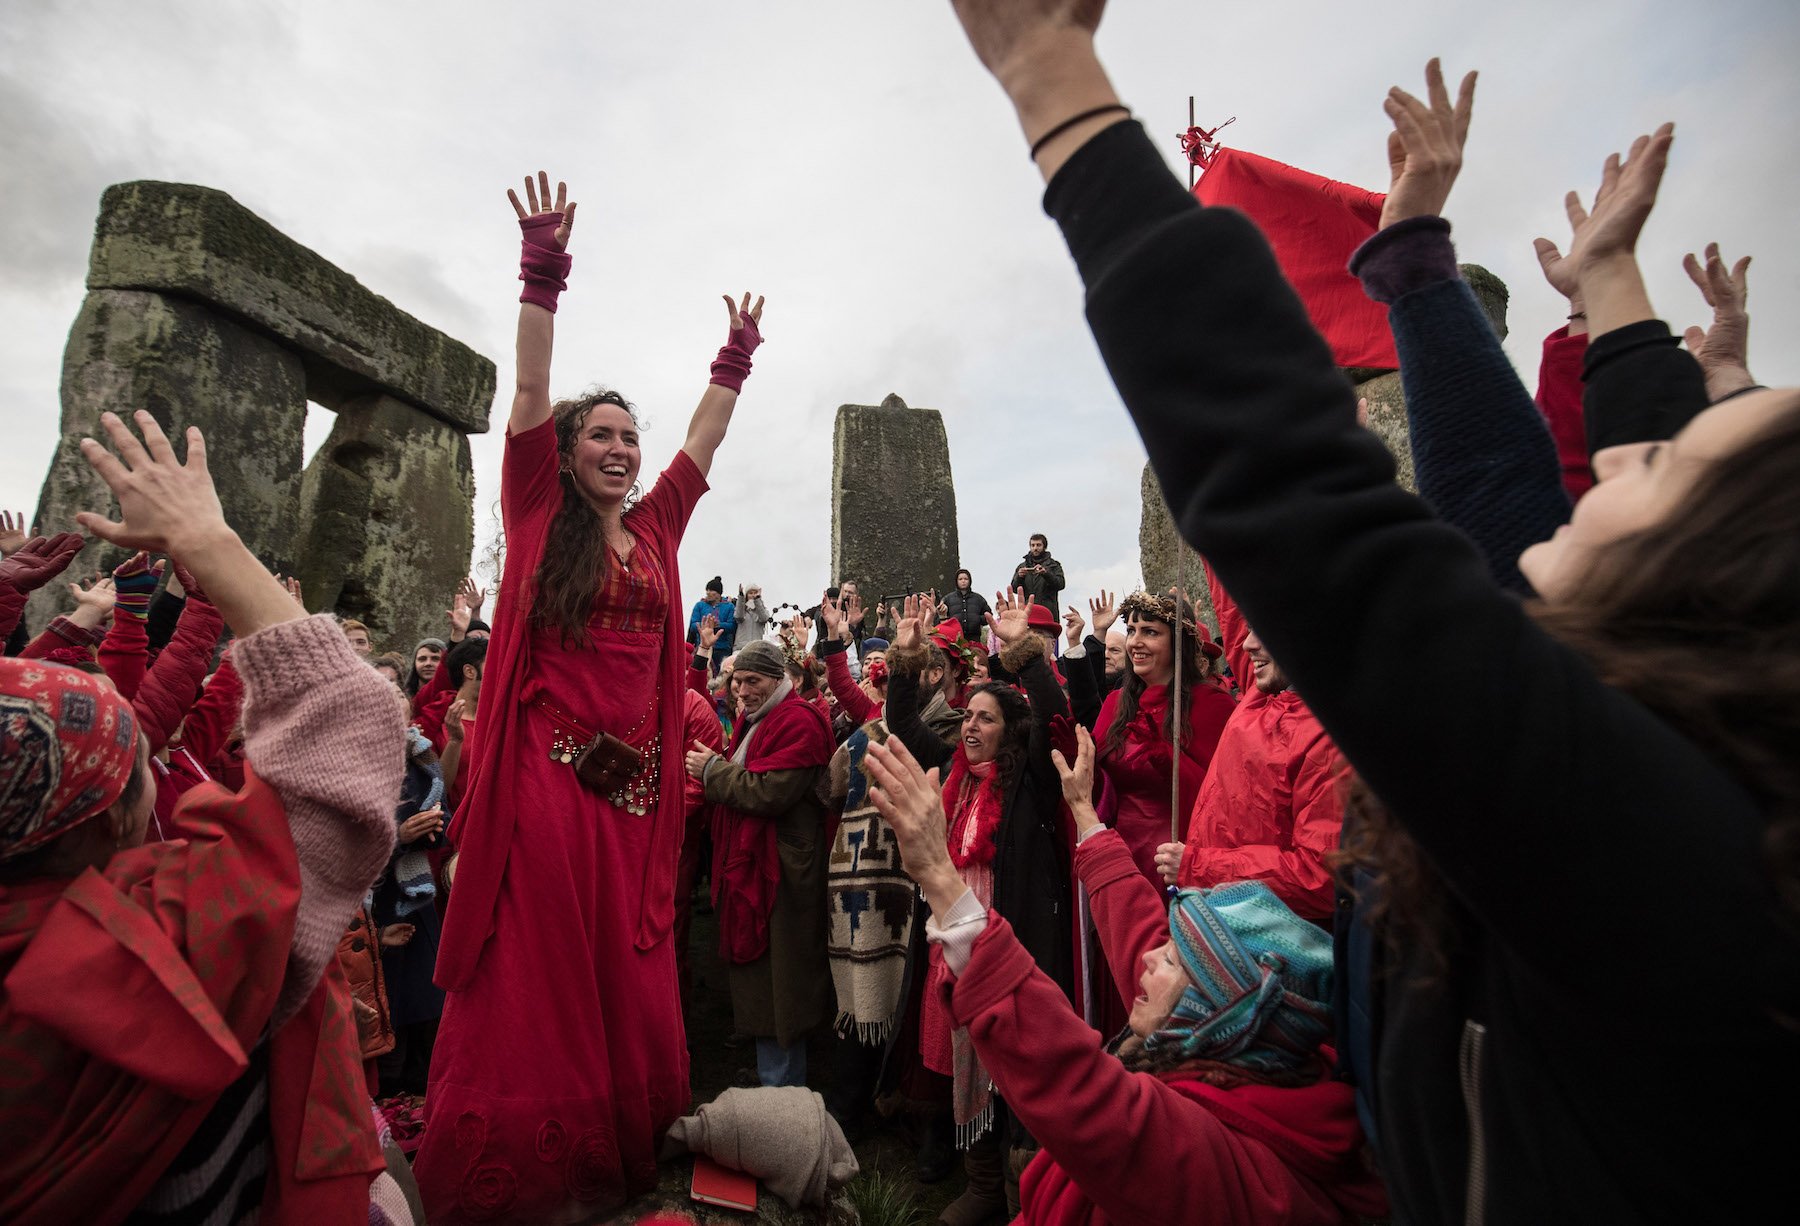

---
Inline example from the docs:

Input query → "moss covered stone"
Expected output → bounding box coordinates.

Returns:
[831,394,959,616]
[87,181,495,433]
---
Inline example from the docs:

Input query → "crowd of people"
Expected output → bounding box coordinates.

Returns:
[2,2,1795,1223]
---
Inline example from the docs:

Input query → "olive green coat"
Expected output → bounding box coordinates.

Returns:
[703,761,833,1045]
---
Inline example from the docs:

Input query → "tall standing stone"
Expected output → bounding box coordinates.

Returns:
[31,181,496,648]
[831,394,959,617]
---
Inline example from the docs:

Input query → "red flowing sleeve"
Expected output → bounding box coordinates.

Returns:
[135,597,225,754]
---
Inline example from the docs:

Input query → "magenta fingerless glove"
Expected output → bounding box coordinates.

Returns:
[709,314,764,393]
[518,214,572,314]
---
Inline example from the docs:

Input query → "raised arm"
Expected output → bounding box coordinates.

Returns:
[77,410,402,1016]
[1352,63,1569,592]
[682,293,766,478]
[506,171,576,438]
[817,592,881,727]
[944,9,1756,989]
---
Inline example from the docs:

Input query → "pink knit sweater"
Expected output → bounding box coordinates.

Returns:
[232,613,403,1021]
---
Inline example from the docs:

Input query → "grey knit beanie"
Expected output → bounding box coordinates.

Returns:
[734,640,788,679]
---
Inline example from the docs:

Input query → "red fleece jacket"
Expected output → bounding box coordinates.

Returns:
[944,830,1387,1225]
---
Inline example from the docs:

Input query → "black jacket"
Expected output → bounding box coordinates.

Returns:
[939,588,992,643]
[1046,120,1800,1225]
[1009,553,1065,617]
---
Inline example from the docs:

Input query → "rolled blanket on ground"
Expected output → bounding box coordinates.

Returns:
[660,1086,859,1208]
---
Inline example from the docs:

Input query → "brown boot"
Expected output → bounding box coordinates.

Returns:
[937,1132,1007,1226]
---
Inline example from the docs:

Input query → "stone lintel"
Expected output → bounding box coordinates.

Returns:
[86,180,496,433]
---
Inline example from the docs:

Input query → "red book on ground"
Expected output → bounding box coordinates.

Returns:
[691,1155,758,1212]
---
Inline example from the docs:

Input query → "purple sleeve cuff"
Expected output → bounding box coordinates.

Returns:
[1349,215,1458,303]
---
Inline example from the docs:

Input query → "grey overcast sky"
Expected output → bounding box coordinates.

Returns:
[4,0,1797,630]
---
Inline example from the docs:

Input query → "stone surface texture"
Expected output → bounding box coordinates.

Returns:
[31,182,496,650]
[831,394,959,621]
[87,181,494,432]
[294,394,475,654]
[29,288,308,629]
[1137,463,1217,637]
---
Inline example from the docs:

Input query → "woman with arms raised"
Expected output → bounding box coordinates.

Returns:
[945,2,1800,1219]
[414,171,766,1224]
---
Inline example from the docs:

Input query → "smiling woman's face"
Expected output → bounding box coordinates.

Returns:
[568,402,642,508]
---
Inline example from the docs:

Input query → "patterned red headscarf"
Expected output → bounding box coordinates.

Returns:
[0,657,140,861]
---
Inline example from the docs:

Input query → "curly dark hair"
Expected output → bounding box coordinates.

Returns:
[1338,396,1800,959]
[531,388,645,647]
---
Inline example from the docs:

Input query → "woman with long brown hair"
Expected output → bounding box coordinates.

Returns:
[944,4,1798,1221]
[1093,590,1235,893]
[414,171,767,1224]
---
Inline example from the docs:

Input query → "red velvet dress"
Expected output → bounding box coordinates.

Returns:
[416,421,706,1225]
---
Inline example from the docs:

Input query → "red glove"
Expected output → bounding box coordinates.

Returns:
[0,533,85,594]
[709,312,764,393]
[519,214,572,313]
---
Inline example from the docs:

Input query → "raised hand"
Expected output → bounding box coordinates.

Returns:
[68,574,117,626]
[817,590,845,641]
[1681,243,1756,401]
[894,594,928,651]
[0,510,27,557]
[111,550,164,621]
[448,590,472,637]
[986,587,1036,645]
[1049,723,1099,826]
[1088,589,1118,635]
[76,411,227,557]
[1063,605,1086,644]
[1533,124,1674,290]
[457,575,487,614]
[844,591,866,633]
[722,292,765,333]
[0,532,84,594]
[283,574,304,610]
[920,590,939,628]
[507,171,576,251]
[862,737,957,901]
[1377,58,1477,230]
[948,0,1108,80]
[783,611,812,645]
[445,697,467,742]
[697,611,722,652]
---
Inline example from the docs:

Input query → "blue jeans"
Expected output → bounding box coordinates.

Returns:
[755,1037,808,1087]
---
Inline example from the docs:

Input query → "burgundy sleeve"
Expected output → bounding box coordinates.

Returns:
[1075,829,1173,1008]
[178,653,244,771]
[1535,326,1594,499]
[823,647,879,727]
[134,597,224,754]
[631,449,710,546]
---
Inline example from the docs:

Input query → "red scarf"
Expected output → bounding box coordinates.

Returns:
[940,752,1005,871]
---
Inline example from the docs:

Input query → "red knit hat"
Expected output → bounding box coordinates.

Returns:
[0,657,140,861]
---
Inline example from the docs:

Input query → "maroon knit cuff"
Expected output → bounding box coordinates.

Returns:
[1348,215,1457,304]
[49,616,105,647]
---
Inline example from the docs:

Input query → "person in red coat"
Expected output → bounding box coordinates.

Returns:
[1093,590,1236,893]
[862,731,1386,1225]
[415,168,768,1223]
[1154,568,1345,923]
[0,410,405,1224]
